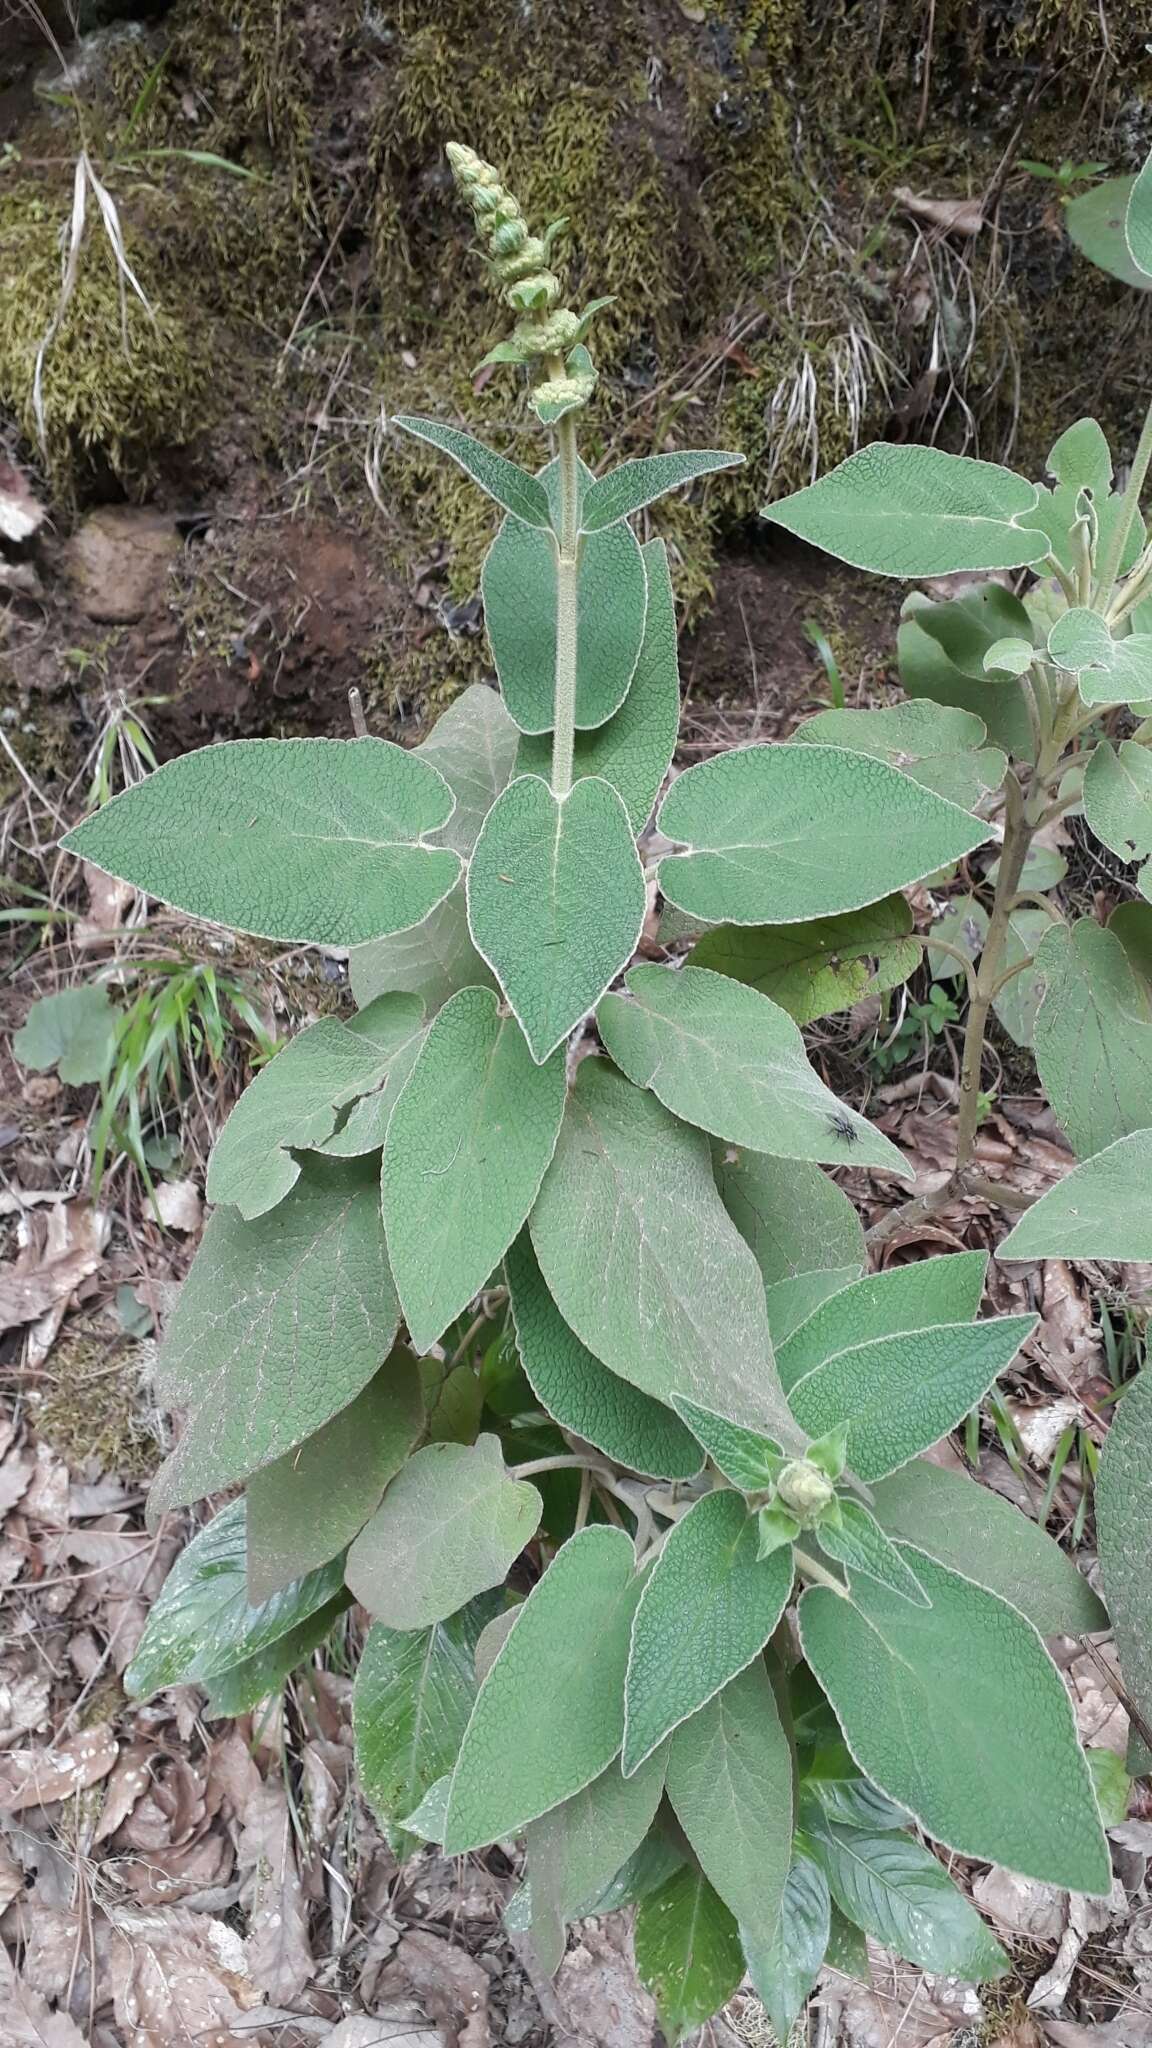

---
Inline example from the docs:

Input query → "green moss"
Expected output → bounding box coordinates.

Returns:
[37,1329,161,1483]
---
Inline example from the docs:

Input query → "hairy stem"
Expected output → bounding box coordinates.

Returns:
[953,770,1032,1173]
[550,409,581,797]
[1094,388,1152,609]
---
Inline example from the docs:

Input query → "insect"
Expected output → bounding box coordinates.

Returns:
[826,1110,859,1145]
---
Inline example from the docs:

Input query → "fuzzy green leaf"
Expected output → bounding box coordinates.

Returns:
[346,1435,542,1630]
[515,537,680,831]
[763,445,1050,576]
[61,738,461,946]
[633,1867,744,2046]
[868,1460,1107,1634]
[776,1252,988,1392]
[927,893,989,982]
[598,964,911,1176]
[1001,1128,1152,1263]
[795,700,1006,811]
[711,1148,865,1341]
[787,1316,1036,1481]
[741,1854,830,2046]
[245,1351,424,1603]
[690,896,920,1025]
[483,513,646,733]
[414,682,520,856]
[13,984,119,1084]
[1083,741,1152,899]
[814,1501,930,1606]
[1066,175,1151,290]
[393,415,552,527]
[467,775,645,1062]
[352,1596,498,1847]
[380,986,566,1350]
[1097,1371,1152,1739]
[806,1819,1008,1979]
[208,995,425,1217]
[125,1498,346,1700]
[1033,919,1152,1158]
[505,1232,702,1479]
[623,1491,794,1773]
[311,1001,428,1158]
[581,449,744,531]
[525,1749,669,1974]
[1127,148,1152,278]
[200,1598,347,1717]
[665,1657,792,1941]
[799,1550,1110,1893]
[1048,609,1152,705]
[530,1061,801,1441]
[148,1155,399,1512]
[349,885,495,1018]
[443,1526,639,1853]
[657,744,992,927]
[991,906,1050,1050]
[898,591,1037,761]
[670,1397,783,1492]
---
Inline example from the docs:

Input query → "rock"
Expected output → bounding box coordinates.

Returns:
[64,507,181,624]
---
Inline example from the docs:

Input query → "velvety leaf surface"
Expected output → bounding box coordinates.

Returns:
[531,1061,800,1440]
[581,449,743,530]
[443,1526,639,1852]
[815,1501,930,1606]
[349,884,495,1018]
[246,1351,424,1602]
[516,538,679,831]
[1063,175,1151,290]
[482,511,646,732]
[623,1491,794,1772]
[1083,741,1152,900]
[868,1460,1107,1634]
[786,1316,1036,1480]
[670,1398,782,1492]
[61,737,461,945]
[148,1155,399,1511]
[741,1854,830,2046]
[598,964,909,1175]
[208,996,425,1217]
[691,896,920,1025]
[665,1657,793,1935]
[806,1819,1008,1978]
[1001,1129,1152,1262]
[126,1498,345,1698]
[776,1252,987,1391]
[633,1867,744,2047]
[393,416,552,527]
[992,907,1051,1050]
[505,1232,702,1479]
[657,744,991,927]
[525,1748,668,1972]
[711,1147,865,1339]
[799,1550,1110,1893]
[1033,919,1152,1158]
[1128,147,1152,277]
[414,682,520,857]
[1096,1371,1152,1741]
[352,1597,497,1841]
[467,775,646,1062]
[762,445,1049,575]
[795,699,1005,810]
[345,1435,542,1630]
[381,986,566,1349]
[897,593,1037,761]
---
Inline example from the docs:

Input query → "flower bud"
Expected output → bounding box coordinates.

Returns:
[774,1459,836,1522]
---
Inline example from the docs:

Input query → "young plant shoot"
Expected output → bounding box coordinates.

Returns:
[57,140,1152,2041]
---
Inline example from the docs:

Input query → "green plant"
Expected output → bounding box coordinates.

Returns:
[1016,157,1109,194]
[58,141,1149,2038]
[869,982,960,1076]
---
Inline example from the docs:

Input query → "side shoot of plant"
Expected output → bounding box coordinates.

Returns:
[50,140,1152,2041]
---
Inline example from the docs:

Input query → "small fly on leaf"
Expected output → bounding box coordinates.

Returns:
[826,1109,858,1144]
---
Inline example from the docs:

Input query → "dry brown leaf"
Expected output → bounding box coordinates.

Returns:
[390,1930,488,2042]
[108,1907,270,2048]
[0,1664,51,1747]
[821,1944,985,2048]
[557,1920,656,2048]
[0,460,45,544]
[895,185,984,236]
[973,1866,1066,1943]
[239,1777,312,2005]
[93,1741,156,1844]
[153,1180,203,1233]
[77,864,135,938]
[206,1725,263,1824]
[0,1203,108,1346]
[323,2014,440,2048]
[0,1931,95,2046]
[0,1724,118,1813]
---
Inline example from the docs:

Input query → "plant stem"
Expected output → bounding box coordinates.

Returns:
[953,769,1032,1174]
[1094,388,1152,609]
[550,409,581,797]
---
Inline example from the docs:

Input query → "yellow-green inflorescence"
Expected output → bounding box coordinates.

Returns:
[446,141,603,426]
